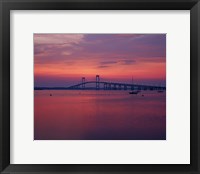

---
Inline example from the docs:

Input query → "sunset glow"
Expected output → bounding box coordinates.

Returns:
[34,34,166,87]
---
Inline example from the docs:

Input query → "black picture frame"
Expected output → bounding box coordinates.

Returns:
[0,0,200,173]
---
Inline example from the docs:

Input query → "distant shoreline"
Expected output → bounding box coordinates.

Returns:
[34,87,122,90]
[34,87,166,91]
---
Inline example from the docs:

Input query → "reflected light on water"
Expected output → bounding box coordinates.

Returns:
[34,90,166,140]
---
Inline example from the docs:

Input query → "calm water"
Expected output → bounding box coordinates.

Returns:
[34,90,166,140]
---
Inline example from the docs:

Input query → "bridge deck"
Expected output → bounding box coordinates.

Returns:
[66,81,166,90]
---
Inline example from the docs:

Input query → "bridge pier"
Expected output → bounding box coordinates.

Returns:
[106,83,109,90]
[96,75,100,90]
[104,83,107,90]
[131,85,134,90]
[124,85,127,90]
[82,77,85,89]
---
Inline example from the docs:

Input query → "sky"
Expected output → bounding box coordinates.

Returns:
[34,34,166,87]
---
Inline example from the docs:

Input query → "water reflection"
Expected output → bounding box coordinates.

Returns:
[34,90,166,140]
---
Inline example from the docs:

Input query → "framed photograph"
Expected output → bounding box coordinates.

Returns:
[0,0,200,173]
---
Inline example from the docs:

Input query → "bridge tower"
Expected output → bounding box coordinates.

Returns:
[96,75,100,90]
[82,77,85,89]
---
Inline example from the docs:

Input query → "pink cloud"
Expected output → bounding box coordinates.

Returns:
[34,34,84,45]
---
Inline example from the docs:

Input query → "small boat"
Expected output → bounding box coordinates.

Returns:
[129,90,139,94]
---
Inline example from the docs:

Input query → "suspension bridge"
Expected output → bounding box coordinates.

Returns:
[35,75,166,91]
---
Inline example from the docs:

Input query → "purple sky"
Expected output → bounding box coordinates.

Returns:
[34,34,166,87]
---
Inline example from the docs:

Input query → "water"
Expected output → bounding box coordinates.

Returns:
[34,90,166,140]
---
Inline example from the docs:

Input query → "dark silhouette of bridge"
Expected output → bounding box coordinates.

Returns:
[34,75,166,91]
[66,75,166,91]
